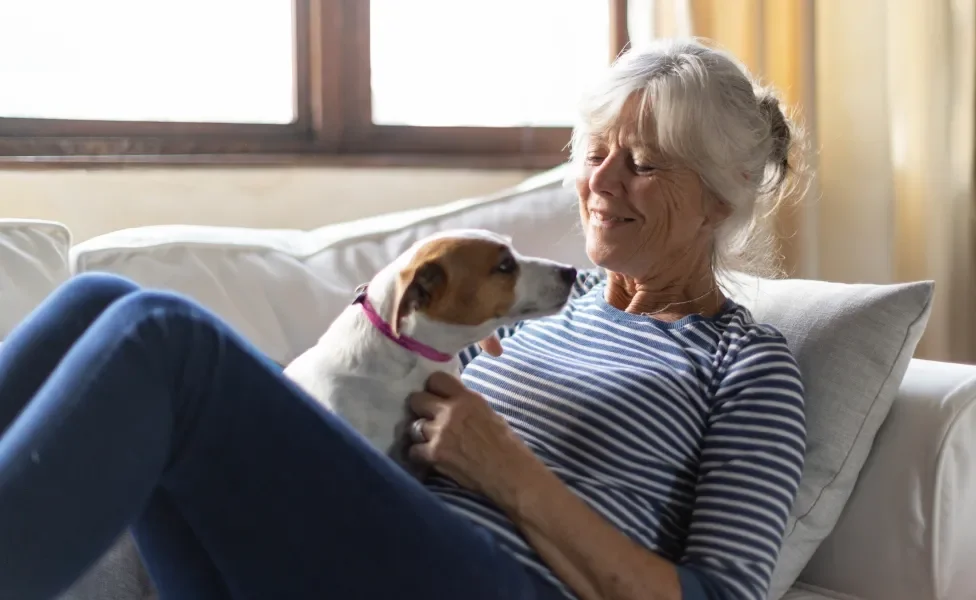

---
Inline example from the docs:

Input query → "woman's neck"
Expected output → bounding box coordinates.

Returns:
[604,269,726,321]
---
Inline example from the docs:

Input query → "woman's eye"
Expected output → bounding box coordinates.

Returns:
[585,155,605,165]
[495,257,517,274]
[631,157,656,173]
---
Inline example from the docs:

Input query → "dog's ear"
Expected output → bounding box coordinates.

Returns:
[391,261,446,336]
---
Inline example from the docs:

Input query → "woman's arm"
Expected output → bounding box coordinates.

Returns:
[491,446,684,600]
[674,331,806,599]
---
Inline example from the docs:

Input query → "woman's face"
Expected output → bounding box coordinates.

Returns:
[575,121,728,282]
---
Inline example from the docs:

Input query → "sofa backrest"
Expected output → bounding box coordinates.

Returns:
[71,167,588,363]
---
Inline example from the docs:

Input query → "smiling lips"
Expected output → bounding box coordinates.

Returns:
[589,210,636,227]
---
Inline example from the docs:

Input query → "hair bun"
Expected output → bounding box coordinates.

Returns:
[757,91,791,183]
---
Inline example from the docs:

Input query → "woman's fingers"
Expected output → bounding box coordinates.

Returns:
[407,391,443,418]
[406,416,433,444]
[478,334,504,357]
[407,440,434,465]
[425,371,466,397]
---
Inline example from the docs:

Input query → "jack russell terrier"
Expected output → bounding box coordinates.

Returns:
[284,228,577,473]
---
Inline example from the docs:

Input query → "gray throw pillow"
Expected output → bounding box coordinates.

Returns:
[722,274,934,599]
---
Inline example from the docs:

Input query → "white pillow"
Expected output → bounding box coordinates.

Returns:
[723,274,934,599]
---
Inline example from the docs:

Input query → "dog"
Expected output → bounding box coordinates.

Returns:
[283,228,577,473]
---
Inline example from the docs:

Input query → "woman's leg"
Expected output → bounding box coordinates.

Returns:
[0,275,231,599]
[0,272,138,432]
[0,290,557,600]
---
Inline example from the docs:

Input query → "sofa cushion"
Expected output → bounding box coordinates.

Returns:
[781,584,859,600]
[0,220,71,340]
[723,274,934,598]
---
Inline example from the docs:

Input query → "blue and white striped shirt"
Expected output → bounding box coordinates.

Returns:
[426,269,806,599]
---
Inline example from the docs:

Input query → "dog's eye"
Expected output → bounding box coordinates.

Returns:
[494,257,517,274]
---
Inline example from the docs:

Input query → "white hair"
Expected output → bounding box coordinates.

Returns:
[567,37,802,279]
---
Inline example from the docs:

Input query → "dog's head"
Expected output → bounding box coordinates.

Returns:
[377,229,577,354]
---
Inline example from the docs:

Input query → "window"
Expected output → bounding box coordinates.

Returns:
[0,0,629,167]
[370,0,609,127]
[0,1,295,124]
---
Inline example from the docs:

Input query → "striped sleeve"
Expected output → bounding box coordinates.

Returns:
[458,268,605,368]
[677,330,806,600]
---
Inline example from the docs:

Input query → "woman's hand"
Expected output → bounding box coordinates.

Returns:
[408,336,683,600]
[409,368,682,600]
[406,370,537,502]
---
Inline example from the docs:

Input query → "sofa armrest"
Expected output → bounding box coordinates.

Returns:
[797,358,976,600]
[0,220,71,340]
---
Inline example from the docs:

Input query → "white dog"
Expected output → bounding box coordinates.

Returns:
[284,229,577,472]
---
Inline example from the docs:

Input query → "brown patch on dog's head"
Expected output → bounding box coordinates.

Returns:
[390,261,446,336]
[390,236,519,334]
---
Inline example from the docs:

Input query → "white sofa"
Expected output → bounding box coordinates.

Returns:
[2,167,974,600]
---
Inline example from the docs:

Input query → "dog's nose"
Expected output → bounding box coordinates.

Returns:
[558,266,578,285]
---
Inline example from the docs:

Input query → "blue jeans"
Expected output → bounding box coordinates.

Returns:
[0,273,564,600]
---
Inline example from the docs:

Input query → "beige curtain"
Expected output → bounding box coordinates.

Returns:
[630,0,976,363]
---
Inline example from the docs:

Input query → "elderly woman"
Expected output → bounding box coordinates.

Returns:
[0,39,804,600]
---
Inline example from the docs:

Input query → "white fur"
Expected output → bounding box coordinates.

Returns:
[283,229,575,473]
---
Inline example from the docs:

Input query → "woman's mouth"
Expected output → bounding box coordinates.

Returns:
[589,211,636,228]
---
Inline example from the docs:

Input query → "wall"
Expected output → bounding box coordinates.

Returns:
[0,166,537,243]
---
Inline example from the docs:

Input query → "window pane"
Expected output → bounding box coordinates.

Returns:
[0,1,295,124]
[370,0,610,127]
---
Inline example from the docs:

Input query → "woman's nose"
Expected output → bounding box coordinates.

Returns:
[589,155,626,199]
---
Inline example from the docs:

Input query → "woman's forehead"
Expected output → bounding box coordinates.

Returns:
[588,123,661,156]
[587,98,660,151]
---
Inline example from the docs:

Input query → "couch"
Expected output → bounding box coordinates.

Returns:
[2,167,974,600]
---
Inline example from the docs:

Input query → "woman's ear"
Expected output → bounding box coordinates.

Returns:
[703,192,733,227]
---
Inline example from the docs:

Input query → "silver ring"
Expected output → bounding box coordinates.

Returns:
[409,419,427,444]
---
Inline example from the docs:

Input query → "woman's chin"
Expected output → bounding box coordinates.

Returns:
[585,242,626,273]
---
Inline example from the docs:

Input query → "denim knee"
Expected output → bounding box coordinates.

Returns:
[104,289,216,333]
[60,272,141,307]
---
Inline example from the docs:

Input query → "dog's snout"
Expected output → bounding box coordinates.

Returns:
[558,266,577,285]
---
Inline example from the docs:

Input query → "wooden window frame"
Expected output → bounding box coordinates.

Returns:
[0,0,629,169]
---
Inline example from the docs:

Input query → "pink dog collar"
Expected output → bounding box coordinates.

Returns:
[352,286,454,363]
